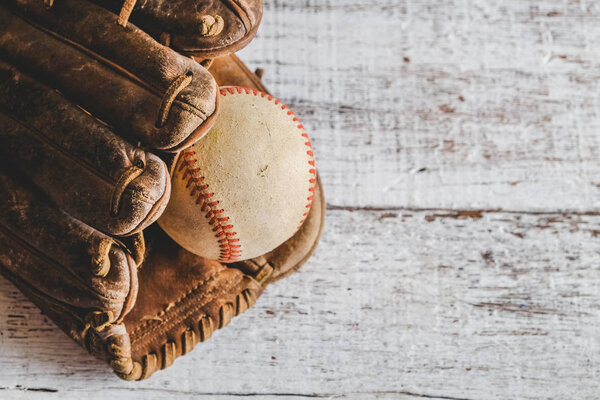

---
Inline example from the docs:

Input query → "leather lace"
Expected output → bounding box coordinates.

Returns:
[156,73,193,128]
[117,0,137,27]
[111,165,144,217]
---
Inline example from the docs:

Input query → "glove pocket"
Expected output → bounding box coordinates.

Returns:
[0,62,170,236]
[113,225,263,380]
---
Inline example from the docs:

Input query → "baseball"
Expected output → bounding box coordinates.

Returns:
[158,86,317,262]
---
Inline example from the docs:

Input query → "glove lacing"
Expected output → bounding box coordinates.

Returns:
[117,0,136,27]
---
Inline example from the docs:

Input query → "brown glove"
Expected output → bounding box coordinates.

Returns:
[91,0,263,59]
[0,1,324,381]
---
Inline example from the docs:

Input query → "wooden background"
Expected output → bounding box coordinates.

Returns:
[2,0,600,398]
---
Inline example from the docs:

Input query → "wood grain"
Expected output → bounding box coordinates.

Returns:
[2,0,600,398]
[2,209,600,399]
[238,0,600,212]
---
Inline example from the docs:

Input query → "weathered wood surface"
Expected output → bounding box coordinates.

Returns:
[246,0,600,212]
[3,210,600,399]
[2,0,600,399]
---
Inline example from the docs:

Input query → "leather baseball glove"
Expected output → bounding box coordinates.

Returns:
[0,0,324,380]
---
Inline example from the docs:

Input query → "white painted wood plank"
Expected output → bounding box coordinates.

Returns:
[2,209,600,399]
[238,0,600,211]
[3,1,600,399]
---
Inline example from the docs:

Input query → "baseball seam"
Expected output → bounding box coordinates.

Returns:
[178,151,242,262]
[219,86,317,231]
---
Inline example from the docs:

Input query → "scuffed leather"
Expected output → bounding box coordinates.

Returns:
[0,170,138,324]
[0,62,170,237]
[2,1,219,151]
[92,0,263,58]
[210,54,268,92]
[122,225,263,379]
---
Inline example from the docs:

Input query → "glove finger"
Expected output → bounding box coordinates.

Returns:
[1,1,219,151]
[0,62,170,237]
[0,168,138,326]
[92,0,263,58]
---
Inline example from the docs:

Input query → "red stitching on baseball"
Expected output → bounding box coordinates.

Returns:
[179,150,241,263]
[219,87,317,235]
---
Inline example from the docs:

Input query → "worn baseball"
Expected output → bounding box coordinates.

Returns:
[159,86,316,263]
